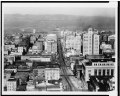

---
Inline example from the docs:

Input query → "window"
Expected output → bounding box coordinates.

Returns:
[88,70,91,72]
[111,69,114,76]
[107,69,110,75]
[94,69,97,76]
[99,69,101,76]
[103,69,105,76]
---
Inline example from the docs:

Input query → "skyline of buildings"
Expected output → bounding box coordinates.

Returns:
[1,2,118,95]
[3,26,116,93]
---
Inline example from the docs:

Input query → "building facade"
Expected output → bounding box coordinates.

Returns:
[65,35,81,53]
[45,34,57,54]
[18,47,23,53]
[33,66,45,81]
[45,68,60,82]
[108,35,115,49]
[83,28,99,56]
[7,78,18,91]
[84,58,115,81]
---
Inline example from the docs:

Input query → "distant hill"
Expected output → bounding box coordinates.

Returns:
[4,14,115,34]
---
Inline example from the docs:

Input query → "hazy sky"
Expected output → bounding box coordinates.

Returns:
[4,7,115,17]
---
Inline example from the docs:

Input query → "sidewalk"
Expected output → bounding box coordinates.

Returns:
[67,67,88,91]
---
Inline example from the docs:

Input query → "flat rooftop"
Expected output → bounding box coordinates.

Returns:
[90,58,115,62]
[8,78,17,81]
[33,62,59,68]
[85,55,105,59]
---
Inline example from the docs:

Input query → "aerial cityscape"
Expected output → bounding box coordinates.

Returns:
[3,4,116,92]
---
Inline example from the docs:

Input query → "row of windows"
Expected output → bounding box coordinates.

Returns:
[66,38,81,40]
[66,46,81,48]
[94,40,99,42]
[7,86,16,90]
[83,39,89,41]
[66,44,81,46]
[7,84,16,86]
[66,41,81,43]
[93,63,114,66]
[94,69,114,76]
[7,86,15,88]
[66,41,81,45]
[84,47,88,49]
[94,47,99,51]
[94,43,99,46]
[84,50,88,52]
[8,88,14,90]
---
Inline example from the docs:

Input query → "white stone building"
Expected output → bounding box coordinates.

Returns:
[45,67,60,82]
[18,46,23,53]
[65,35,81,53]
[84,58,115,81]
[83,28,99,56]
[7,78,18,91]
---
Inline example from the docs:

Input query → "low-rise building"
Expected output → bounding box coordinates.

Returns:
[33,66,45,82]
[46,82,62,91]
[4,55,15,62]
[4,70,13,87]
[74,65,83,79]
[7,78,18,91]
[45,41,57,54]
[10,48,23,56]
[100,42,112,54]
[46,34,57,42]
[4,65,17,73]
[26,60,33,67]
[83,58,115,81]
[30,35,37,44]
[4,50,9,55]
[45,64,60,82]
[15,72,29,85]
[65,49,77,57]
[4,62,10,67]
[18,46,24,53]
[4,44,15,51]
[29,41,43,54]
[26,80,36,91]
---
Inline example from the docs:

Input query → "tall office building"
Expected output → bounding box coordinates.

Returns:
[83,28,99,56]
[93,34,99,55]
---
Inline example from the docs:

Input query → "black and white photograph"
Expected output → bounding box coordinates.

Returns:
[1,1,118,96]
